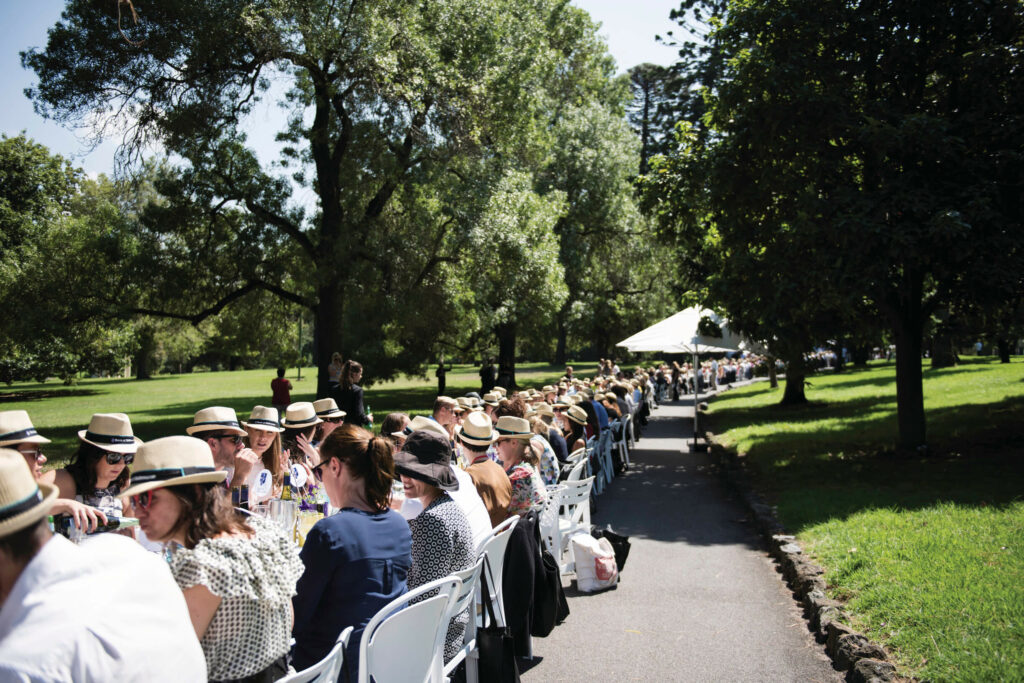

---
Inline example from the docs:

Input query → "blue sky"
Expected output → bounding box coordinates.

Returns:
[1,1,684,177]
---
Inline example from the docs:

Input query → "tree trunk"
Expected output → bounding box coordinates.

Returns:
[555,317,568,366]
[892,276,927,451]
[833,339,845,373]
[930,330,958,369]
[997,338,1011,363]
[314,284,344,399]
[851,345,870,366]
[779,358,806,405]
[495,322,517,390]
[768,357,778,389]
[134,324,155,380]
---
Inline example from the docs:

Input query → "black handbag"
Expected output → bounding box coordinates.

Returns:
[477,558,521,683]
[531,526,570,637]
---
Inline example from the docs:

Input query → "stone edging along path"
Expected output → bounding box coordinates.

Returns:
[705,429,903,683]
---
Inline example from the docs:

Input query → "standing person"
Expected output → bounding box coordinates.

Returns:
[292,425,412,673]
[126,436,303,682]
[327,352,344,396]
[187,406,261,491]
[271,367,292,413]
[435,355,453,396]
[479,359,497,395]
[53,413,141,520]
[337,360,372,427]
[0,449,207,681]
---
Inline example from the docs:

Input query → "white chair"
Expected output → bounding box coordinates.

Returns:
[598,430,614,490]
[618,414,632,469]
[357,576,461,683]
[475,515,519,628]
[566,447,586,465]
[565,457,588,482]
[586,436,602,495]
[443,557,486,683]
[279,626,354,683]
[553,476,594,574]
[539,484,566,561]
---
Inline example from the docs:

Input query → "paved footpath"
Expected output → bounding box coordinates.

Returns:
[523,399,840,682]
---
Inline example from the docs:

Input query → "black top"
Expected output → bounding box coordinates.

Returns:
[547,427,569,464]
[336,384,369,426]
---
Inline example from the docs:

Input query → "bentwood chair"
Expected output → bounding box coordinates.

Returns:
[475,515,520,628]
[443,556,486,683]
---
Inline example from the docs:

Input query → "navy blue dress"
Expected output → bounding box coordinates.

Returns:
[291,508,412,675]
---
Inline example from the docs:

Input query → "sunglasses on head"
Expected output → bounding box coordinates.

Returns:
[105,452,134,465]
[130,489,154,511]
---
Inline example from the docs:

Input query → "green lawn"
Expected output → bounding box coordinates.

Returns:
[708,358,1024,682]
[0,362,597,469]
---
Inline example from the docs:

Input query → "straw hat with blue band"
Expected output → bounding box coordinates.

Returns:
[120,436,227,499]
[0,448,58,537]
[0,411,51,448]
[493,416,533,440]
[77,413,142,454]
[242,405,284,433]
[312,398,346,419]
[281,402,323,429]
[186,407,247,437]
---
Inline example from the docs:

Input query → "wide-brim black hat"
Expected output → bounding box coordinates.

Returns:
[393,430,459,492]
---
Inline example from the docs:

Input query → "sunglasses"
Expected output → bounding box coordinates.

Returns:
[213,434,244,445]
[130,490,155,511]
[18,448,45,461]
[105,452,134,465]
[325,417,343,424]
[311,462,325,482]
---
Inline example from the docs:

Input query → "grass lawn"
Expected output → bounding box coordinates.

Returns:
[708,357,1024,682]
[0,361,598,469]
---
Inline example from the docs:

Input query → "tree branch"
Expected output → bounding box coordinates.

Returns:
[125,280,314,324]
[244,198,317,257]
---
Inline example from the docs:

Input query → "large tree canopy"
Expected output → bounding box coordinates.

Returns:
[24,0,622,392]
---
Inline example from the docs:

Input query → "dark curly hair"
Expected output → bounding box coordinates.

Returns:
[496,395,526,419]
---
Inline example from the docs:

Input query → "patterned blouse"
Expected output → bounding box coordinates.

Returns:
[170,515,303,681]
[531,435,560,485]
[76,484,123,519]
[506,462,548,517]
[407,494,476,662]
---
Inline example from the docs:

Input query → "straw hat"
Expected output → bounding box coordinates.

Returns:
[566,406,588,426]
[404,415,450,441]
[0,449,58,537]
[494,416,532,440]
[570,394,585,405]
[455,397,472,413]
[281,402,323,429]
[482,392,500,407]
[242,406,284,433]
[533,402,554,418]
[120,436,227,498]
[0,411,51,448]
[458,411,495,446]
[77,413,142,454]
[492,386,507,397]
[312,398,346,420]
[394,431,458,491]
[542,385,555,394]
[186,406,246,437]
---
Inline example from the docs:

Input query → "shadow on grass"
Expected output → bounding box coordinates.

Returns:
[710,392,1024,534]
[0,388,100,402]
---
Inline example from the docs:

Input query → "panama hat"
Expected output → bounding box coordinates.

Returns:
[403,415,450,441]
[455,397,471,413]
[0,411,51,448]
[566,406,588,426]
[281,402,323,428]
[458,411,495,446]
[482,392,500,407]
[533,402,554,418]
[186,406,246,437]
[394,431,458,491]
[492,386,507,397]
[312,398,346,420]
[0,449,58,537]
[242,406,284,433]
[77,413,142,454]
[120,436,227,498]
[494,416,532,440]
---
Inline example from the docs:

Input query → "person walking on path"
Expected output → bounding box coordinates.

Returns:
[271,367,292,412]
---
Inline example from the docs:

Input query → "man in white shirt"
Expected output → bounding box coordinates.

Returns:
[0,449,206,682]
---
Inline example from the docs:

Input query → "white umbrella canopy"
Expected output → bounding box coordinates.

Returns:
[616,307,747,354]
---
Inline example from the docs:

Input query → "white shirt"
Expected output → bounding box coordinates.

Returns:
[0,534,206,682]
[448,467,493,549]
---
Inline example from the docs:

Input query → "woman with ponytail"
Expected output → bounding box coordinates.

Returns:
[336,360,372,427]
[291,425,412,673]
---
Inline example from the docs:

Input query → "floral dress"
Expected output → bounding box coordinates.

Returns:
[531,435,559,485]
[506,462,548,516]
[170,515,303,681]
